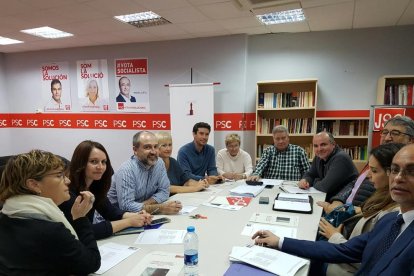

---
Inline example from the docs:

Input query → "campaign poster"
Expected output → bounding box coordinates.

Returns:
[77,59,109,112]
[115,58,150,112]
[41,62,72,112]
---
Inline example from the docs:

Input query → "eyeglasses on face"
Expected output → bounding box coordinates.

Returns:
[380,129,412,138]
[387,165,414,178]
[37,171,66,180]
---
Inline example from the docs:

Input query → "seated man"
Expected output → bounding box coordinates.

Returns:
[108,131,182,215]
[299,131,358,201]
[318,115,414,213]
[177,122,224,184]
[248,125,310,181]
[252,143,414,275]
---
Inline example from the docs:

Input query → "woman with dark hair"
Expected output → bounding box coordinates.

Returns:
[60,140,152,239]
[0,150,100,275]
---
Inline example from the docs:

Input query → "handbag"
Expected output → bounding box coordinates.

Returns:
[324,203,356,227]
[318,204,356,241]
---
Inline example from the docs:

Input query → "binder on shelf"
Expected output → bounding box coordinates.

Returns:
[273,193,313,214]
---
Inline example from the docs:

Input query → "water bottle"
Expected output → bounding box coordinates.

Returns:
[184,226,199,276]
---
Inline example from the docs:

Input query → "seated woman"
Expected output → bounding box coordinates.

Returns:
[156,132,209,194]
[0,150,100,275]
[59,140,152,240]
[216,133,253,180]
[317,142,403,275]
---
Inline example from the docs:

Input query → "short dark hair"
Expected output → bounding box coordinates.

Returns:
[133,131,155,147]
[50,79,61,91]
[192,122,211,134]
[69,140,114,208]
[384,116,414,137]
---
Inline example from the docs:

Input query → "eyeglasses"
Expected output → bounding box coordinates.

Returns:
[380,129,412,138]
[39,171,66,180]
[386,165,414,178]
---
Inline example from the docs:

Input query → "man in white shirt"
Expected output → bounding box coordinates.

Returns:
[44,79,66,111]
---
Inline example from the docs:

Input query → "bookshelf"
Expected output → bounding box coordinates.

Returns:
[376,75,414,105]
[255,79,318,161]
[316,116,369,172]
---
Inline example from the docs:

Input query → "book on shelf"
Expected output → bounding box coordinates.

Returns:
[383,84,414,105]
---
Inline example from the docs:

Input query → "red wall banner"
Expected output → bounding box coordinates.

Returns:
[0,113,256,131]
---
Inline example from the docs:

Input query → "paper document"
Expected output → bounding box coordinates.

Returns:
[94,242,139,274]
[249,212,299,227]
[230,184,265,197]
[280,181,323,194]
[229,245,309,276]
[241,223,297,238]
[261,179,284,186]
[126,251,184,276]
[203,202,243,211]
[134,229,186,245]
[179,205,198,214]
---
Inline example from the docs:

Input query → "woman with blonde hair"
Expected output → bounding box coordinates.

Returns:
[216,133,253,180]
[0,150,100,275]
[156,132,209,194]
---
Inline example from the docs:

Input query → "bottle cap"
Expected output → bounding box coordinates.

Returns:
[187,226,195,232]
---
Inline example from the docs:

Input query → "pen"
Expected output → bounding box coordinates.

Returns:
[150,207,160,215]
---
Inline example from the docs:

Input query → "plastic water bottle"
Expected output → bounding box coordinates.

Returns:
[184,226,199,276]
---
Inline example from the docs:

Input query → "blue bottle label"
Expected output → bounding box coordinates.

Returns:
[184,252,198,265]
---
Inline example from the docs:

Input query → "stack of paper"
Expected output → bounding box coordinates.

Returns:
[280,181,323,194]
[230,184,265,197]
[229,245,309,276]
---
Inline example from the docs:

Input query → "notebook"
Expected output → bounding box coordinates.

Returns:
[273,193,313,214]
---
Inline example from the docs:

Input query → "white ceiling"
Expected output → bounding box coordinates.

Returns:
[0,0,413,53]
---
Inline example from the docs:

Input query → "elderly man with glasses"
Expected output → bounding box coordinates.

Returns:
[318,115,414,214]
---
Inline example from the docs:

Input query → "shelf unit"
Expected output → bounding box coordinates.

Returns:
[255,79,318,161]
[316,116,369,172]
[376,75,414,105]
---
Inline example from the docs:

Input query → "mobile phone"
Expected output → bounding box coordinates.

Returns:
[259,196,269,204]
[150,217,171,226]
[246,180,264,186]
[264,185,273,189]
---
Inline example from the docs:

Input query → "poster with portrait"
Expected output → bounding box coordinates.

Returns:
[114,58,150,112]
[76,59,109,112]
[41,62,72,112]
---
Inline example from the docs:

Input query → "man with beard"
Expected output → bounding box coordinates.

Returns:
[177,122,224,184]
[108,131,182,215]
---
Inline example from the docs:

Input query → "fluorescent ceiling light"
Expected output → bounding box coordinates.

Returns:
[114,11,171,28]
[257,9,305,25]
[0,36,23,45]
[21,26,73,39]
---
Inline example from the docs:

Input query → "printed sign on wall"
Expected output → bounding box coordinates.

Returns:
[77,59,109,112]
[41,62,72,112]
[115,58,150,112]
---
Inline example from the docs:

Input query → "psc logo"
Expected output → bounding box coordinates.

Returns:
[215,120,232,129]
[42,120,55,127]
[152,121,167,129]
[12,119,23,127]
[95,120,108,128]
[132,120,147,128]
[27,119,38,127]
[59,120,72,127]
[76,120,89,128]
[113,120,127,128]
[0,120,7,127]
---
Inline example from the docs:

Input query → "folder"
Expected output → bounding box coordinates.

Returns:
[273,193,313,214]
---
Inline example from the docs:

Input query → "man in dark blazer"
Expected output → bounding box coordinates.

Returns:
[116,76,136,102]
[253,143,414,275]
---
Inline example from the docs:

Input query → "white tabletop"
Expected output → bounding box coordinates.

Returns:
[97,181,326,275]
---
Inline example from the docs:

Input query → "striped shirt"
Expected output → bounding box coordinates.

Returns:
[252,144,310,181]
[108,155,170,212]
